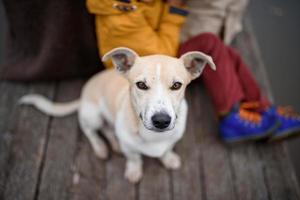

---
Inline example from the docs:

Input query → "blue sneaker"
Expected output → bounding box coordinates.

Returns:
[219,102,279,143]
[265,106,300,141]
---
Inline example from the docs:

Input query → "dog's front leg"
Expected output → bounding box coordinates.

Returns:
[122,144,143,183]
[160,150,181,170]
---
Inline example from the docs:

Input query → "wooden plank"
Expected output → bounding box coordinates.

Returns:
[138,157,171,200]
[0,82,29,197]
[224,24,270,200]
[171,85,203,200]
[235,18,300,199]
[229,144,269,200]
[105,154,136,200]
[37,80,84,200]
[0,82,29,132]
[275,144,300,199]
[70,136,106,200]
[258,143,300,200]
[277,144,300,199]
[244,18,300,198]
[2,82,55,200]
[194,83,236,200]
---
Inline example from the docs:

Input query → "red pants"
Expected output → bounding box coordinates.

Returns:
[178,33,269,114]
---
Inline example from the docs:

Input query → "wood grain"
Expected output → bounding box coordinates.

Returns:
[0,82,29,197]
[70,137,106,200]
[105,154,136,200]
[37,80,83,200]
[2,82,55,200]
[195,85,236,200]
[171,85,203,200]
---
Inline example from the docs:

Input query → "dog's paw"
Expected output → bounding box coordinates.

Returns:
[125,162,143,183]
[161,152,181,170]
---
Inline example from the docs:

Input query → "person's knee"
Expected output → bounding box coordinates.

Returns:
[188,33,221,51]
[179,32,222,56]
[196,32,221,47]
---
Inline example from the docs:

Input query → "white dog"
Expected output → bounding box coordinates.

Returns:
[19,47,215,183]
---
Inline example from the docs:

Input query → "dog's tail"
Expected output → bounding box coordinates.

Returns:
[19,94,80,117]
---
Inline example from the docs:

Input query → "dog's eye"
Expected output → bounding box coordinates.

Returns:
[170,82,182,90]
[136,81,149,90]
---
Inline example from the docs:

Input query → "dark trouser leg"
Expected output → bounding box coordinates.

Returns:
[178,33,269,113]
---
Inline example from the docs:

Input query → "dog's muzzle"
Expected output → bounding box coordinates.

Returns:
[151,112,171,130]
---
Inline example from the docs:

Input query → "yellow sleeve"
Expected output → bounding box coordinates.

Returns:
[157,5,188,56]
[94,2,187,57]
[86,0,188,68]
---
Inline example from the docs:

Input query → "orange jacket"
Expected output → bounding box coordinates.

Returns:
[86,0,188,68]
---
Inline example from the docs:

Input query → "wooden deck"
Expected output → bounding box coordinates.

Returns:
[0,19,300,200]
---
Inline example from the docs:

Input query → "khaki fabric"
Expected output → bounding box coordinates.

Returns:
[181,0,249,44]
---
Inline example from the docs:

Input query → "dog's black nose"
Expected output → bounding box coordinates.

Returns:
[151,113,171,129]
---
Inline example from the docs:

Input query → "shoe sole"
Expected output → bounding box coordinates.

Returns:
[268,126,300,142]
[223,121,280,144]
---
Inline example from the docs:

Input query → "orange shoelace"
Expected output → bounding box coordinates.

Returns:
[238,101,262,124]
[238,102,300,122]
[238,108,262,124]
[277,106,300,119]
[240,101,261,109]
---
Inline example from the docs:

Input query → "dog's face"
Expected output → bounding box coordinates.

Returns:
[103,47,215,132]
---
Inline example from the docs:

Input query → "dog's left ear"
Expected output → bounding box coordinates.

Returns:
[102,47,139,73]
[180,51,216,80]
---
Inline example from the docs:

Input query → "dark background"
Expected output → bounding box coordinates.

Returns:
[1,0,300,182]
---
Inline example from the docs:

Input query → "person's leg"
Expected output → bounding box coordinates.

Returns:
[226,47,270,106]
[178,33,280,142]
[178,32,300,142]
[178,33,267,114]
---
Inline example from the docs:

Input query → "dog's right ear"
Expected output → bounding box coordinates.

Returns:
[102,47,139,73]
